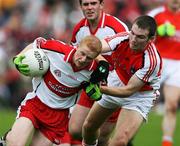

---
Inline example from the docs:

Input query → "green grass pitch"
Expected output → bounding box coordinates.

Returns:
[0,109,180,146]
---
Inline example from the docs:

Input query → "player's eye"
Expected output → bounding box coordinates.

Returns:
[83,3,89,6]
[90,2,97,5]
[83,2,97,6]
[131,31,147,40]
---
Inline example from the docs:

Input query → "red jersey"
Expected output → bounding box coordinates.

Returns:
[148,5,180,60]
[71,12,128,44]
[71,12,129,65]
[105,32,162,91]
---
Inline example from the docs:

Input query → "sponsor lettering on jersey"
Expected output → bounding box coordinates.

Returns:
[54,70,61,77]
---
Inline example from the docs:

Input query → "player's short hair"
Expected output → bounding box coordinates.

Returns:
[133,15,157,38]
[79,0,103,5]
[80,35,102,55]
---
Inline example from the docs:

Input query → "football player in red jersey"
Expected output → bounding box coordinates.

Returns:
[82,15,162,146]
[68,0,131,146]
[148,0,180,146]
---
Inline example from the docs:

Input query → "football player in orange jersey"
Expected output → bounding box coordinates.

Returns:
[148,0,180,146]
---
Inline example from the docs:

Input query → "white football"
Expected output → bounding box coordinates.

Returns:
[22,49,50,77]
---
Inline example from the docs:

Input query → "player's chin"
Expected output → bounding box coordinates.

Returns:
[76,62,85,68]
[129,43,134,49]
[85,14,95,20]
[130,43,137,50]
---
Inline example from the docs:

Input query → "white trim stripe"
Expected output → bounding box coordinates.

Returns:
[101,12,105,28]
[148,6,165,17]
[85,19,88,26]
[149,45,157,77]
[143,44,157,81]
[114,17,129,31]
[89,60,95,71]
[66,49,76,62]
[106,32,129,51]
[143,50,152,82]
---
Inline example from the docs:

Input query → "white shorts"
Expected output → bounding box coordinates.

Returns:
[161,59,180,87]
[98,70,159,120]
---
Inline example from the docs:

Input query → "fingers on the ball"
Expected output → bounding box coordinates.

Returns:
[20,70,30,76]
[19,68,30,72]
[19,64,29,68]
[20,55,26,60]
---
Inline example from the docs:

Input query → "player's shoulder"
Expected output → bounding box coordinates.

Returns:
[104,13,129,32]
[71,18,86,44]
[145,42,161,60]
[72,18,86,32]
[36,38,74,55]
[108,31,129,40]
[147,6,165,17]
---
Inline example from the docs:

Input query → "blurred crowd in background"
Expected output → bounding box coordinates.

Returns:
[0,0,164,109]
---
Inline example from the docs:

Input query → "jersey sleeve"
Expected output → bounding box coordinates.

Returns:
[33,37,72,54]
[71,27,79,46]
[147,6,164,18]
[135,46,162,83]
[104,32,129,51]
[71,19,86,46]
[106,14,129,33]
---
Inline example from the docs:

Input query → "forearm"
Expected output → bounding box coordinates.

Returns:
[100,85,133,97]
[101,39,111,53]
[95,55,107,62]
[100,74,145,97]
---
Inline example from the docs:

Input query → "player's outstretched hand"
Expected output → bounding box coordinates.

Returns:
[82,82,102,101]
[13,55,30,76]
[90,60,109,84]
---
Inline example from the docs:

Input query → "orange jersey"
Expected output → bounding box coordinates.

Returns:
[148,6,180,60]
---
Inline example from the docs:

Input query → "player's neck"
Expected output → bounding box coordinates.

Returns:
[88,11,102,31]
[89,20,98,30]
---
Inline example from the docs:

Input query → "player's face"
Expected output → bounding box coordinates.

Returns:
[74,45,98,68]
[166,0,180,12]
[129,24,150,51]
[80,0,103,21]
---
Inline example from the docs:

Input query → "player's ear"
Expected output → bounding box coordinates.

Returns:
[100,1,104,8]
[76,43,79,49]
[148,35,156,43]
